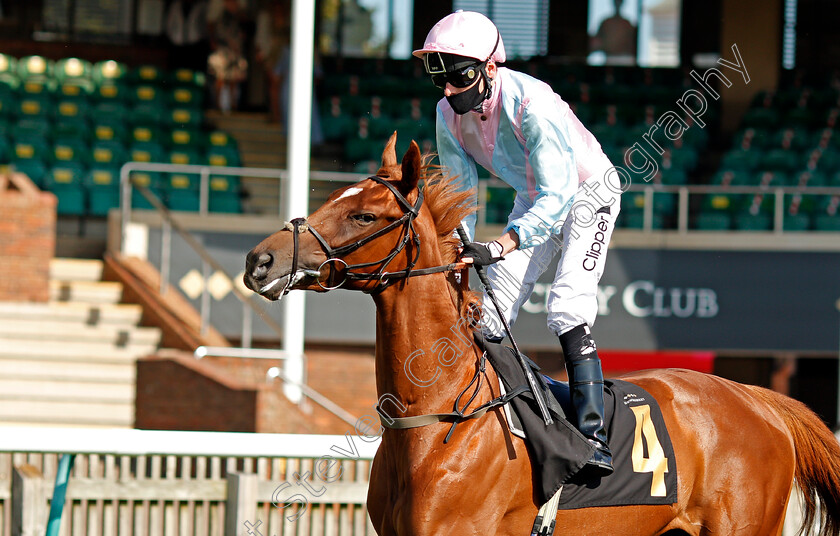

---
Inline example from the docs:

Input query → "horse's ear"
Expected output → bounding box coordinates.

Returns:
[399,140,422,194]
[380,132,399,169]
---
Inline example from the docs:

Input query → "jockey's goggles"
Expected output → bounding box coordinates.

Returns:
[424,53,484,89]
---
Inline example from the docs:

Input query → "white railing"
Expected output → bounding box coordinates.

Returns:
[477,179,840,233]
[0,427,379,536]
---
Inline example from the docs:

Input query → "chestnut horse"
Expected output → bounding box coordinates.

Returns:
[244,134,840,535]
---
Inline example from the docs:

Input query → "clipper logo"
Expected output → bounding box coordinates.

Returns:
[582,213,611,272]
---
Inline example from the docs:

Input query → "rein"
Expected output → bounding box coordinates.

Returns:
[376,352,530,443]
[283,175,465,295]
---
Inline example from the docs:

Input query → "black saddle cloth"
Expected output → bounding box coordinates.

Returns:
[480,339,678,509]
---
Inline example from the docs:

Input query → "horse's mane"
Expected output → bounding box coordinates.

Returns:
[419,156,476,263]
[419,155,482,319]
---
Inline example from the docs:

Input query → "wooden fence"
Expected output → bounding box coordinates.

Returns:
[0,428,379,536]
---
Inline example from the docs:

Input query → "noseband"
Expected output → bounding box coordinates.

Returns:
[283,176,463,295]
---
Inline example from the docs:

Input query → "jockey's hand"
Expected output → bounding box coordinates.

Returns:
[459,240,505,266]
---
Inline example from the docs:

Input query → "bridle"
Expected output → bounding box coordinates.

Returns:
[284,176,528,445]
[282,175,464,295]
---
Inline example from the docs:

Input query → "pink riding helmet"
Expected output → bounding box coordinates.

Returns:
[412,11,506,64]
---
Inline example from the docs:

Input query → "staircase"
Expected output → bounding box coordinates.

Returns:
[205,110,346,215]
[0,258,161,428]
[206,110,286,215]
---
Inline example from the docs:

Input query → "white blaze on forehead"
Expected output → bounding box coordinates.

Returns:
[333,187,364,202]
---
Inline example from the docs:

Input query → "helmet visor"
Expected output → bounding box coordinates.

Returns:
[424,53,484,88]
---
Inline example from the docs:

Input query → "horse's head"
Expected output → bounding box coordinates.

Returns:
[244,132,431,300]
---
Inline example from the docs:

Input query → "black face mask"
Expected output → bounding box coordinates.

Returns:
[446,78,486,115]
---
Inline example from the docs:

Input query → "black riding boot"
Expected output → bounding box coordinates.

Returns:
[559,324,614,478]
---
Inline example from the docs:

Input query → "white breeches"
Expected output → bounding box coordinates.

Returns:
[480,188,620,339]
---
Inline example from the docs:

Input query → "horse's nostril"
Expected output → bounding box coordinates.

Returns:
[250,252,273,279]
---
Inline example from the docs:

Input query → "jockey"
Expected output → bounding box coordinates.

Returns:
[414,11,621,477]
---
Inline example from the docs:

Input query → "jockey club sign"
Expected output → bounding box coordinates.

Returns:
[142,227,840,354]
[521,280,720,320]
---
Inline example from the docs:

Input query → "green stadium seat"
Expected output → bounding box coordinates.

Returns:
[168,148,203,166]
[130,104,164,126]
[783,213,811,231]
[84,165,120,191]
[787,170,826,187]
[55,118,91,141]
[206,130,236,148]
[734,212,772,231]
[209,191,241,213]
[86,183,121,216]
[52,138,90,165]
[91,140,128,166]
[167,172,198,190]
[130,125,164,145]
[710,169,751,187]
[0,89,17,117]
[16,95,54,118]
[11,159,48,187]
[130,64,164,85]
[321,110,355,141]
[783,107,816,128]
[170,68,206,87]
[17,55,54,80]
[760,148,800,172]
[731,128,771,150]
[620,211,665,230]
[54,58,95,100]
[46,162,87,215]
[700,192,742,220]
[94,81,130,103]
[209,173,240,193]
[753,170,787,187]
[659,168,688,185]
[167,189,200,212]
[0,53,18,80]
[54,99,90,122]
[168,86,204,108]
[815,149,840,173]
[694,212,731,231]
[770,127,811,150]
[741,107,780,129]
[91,119,128,143]
[166,107,203,128]
[57,79,95,101]
[131,84,164,108]
[54,58,93,83]
[129,141,165,163]
[13,138,50,162]
[206,145,240,167]
[128,170,165,210]
[92,60,129,86]
[19,77,57,96]
[720,149,761,171]
[814,215,840,231]
[168,128,205,148]
[13,118,52,141]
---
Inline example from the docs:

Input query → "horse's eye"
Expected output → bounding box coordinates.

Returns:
[352,213,377,224]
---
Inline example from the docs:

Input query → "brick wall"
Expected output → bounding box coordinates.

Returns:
[134,347,379,435]
[0,173,56,302]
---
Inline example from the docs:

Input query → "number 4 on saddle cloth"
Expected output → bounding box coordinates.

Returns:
[479,339,678,509]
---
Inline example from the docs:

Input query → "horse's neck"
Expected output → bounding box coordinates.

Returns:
[373,274,479,413]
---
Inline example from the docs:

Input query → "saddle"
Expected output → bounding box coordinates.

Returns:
[480,339,678,509]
